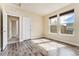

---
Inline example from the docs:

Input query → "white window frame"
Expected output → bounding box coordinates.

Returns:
[49,15,58,34]
[59,10,75,36]
[48,9,75,36]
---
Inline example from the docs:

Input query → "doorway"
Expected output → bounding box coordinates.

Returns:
[7,15,19,44]
[0,12,1,51]
[0,11,3,51]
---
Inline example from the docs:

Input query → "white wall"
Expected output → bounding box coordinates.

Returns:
[43,4,79,46]
[9,18,12,39]
[12,21,16,37]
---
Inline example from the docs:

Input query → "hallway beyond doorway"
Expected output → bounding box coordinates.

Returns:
[8,15,19,44]
[8,37,19,44]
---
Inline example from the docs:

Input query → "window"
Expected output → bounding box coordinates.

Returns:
[59,9,75,34]
[49,15,57,33]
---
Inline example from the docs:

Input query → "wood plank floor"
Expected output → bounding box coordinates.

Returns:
[0,38,79,56]
[0,40,44,56]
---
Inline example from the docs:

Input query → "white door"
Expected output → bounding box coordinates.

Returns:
[3,12,8,50]
[22,17,31,40]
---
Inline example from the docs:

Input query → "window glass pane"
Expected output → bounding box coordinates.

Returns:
[50,17,57,33]
[60,13,74,34]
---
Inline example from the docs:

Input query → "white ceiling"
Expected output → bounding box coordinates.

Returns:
[14,3,70,16]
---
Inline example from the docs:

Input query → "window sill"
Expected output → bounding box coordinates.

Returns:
[59,33,74,37]
[49,32,74,37]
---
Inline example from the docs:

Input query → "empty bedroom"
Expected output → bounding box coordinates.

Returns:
[0,3,79,56]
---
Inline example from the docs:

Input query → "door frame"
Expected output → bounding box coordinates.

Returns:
[7,15,20,44]
[1,11,3,51]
